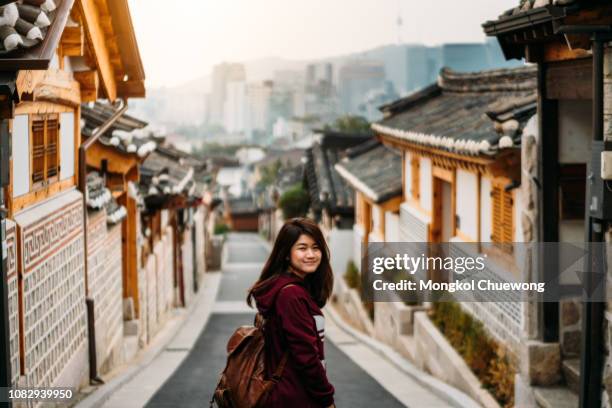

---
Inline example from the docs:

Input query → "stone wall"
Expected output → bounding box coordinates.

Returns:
[14,190,88,388]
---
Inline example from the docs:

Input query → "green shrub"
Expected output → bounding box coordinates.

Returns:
[430,302,515,407]
[278,183,310,219]
[214,222,230,235]
[344,260,360,290]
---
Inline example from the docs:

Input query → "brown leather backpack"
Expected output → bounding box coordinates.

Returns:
[210,299,290,407]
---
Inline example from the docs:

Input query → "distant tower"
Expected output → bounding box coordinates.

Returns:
[396,0,403,44]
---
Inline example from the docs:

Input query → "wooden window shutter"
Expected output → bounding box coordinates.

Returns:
[31,118,45,184]
[46,117,59,179]
[411,157,420,200]
[491,182,514,244]
[502,191,514,242]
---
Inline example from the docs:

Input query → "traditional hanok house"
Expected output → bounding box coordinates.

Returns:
[483,1,612,406]
[224,196,259,232]
[334,139,403,269]
[138,145,204,342]
[80,101,156,375]
[0,0,144,391]
[372,65,537,382]
[303,129,372,274]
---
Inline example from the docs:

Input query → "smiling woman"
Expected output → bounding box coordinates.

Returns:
[242,218,336,408]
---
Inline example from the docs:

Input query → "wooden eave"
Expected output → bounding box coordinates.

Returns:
[106,0,145,98]
[483,5,612,63]
[0,0,74,71]
[377,132,520,180]
[76,0,145,101]
[86,140,141,174]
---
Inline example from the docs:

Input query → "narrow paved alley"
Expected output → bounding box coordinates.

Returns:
[96,233,457,408]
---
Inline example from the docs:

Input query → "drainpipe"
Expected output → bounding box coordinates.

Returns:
[78,98,128,384]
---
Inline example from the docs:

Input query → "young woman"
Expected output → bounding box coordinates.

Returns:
[247,218,336,408]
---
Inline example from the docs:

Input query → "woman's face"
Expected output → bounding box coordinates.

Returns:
[289,234,322,277]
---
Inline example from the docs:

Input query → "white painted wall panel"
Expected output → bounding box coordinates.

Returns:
[385,211,399,242]
[514,188,523,243]
[480,177,492,242]
[419,157,432,212]
[558,100,591,164]
[60,112,75,180]
[12,115,29,197]
[456,169,478,240]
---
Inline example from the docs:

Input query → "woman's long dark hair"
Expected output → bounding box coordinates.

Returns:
[247,217,333,308]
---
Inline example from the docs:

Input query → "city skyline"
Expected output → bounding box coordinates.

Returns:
[128,0,519,88]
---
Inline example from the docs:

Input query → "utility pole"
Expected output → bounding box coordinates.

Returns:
[0,119,12,408]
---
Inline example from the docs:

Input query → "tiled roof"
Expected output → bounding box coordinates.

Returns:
[141,150,195,197]
[105,197,127,225]
[304,131,372,215]
[81,102,158,158]
[0,1,55,53]
[86,171,111,210]
[85,170,126,224]
[373,66,537,156]
[498,0,576,18]
[335,141,402,204]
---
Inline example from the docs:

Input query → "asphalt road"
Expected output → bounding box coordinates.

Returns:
[145,233,406,408]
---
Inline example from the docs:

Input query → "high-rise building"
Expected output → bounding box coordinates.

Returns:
[210,63,246,127]
[338,60,386,116]
[246,81,274,139]
[224,80,247,134]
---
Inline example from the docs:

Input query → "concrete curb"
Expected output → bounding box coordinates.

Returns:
[325,304,481,408]
[76,271,222,408]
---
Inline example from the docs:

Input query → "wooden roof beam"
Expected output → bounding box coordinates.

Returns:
[76,0,117,101]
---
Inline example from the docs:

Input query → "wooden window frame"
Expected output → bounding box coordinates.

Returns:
[29,113,61,191]
[8,104,79,216]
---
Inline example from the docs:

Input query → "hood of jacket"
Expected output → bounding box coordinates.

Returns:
[253,272,305,316]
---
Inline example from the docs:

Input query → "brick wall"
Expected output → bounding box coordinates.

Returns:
[87,210,123,372]
[14,190,88,388]
[5,219,19,387]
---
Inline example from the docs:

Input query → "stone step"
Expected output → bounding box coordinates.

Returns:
[562,358,580,394]
[534,385,579,408]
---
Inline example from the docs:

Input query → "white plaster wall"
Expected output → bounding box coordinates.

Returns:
[60,112,75,180]
[372,205,381,233]
[480,177,492,242]
[328,227,354,278]
[385,211,400,242]
[12,115,29,197]
[514,187,524,243]
[558,99,592,164]
[404,151,412,199]
[456,169,478,240]
[419,157,432,212]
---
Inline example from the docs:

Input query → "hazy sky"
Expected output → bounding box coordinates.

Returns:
[128,0,518,88]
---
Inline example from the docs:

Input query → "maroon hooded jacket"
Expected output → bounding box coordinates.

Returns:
[253,272,335,408]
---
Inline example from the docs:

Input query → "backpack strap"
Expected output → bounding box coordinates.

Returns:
[272,351,289,380]
[269,283,295,381]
